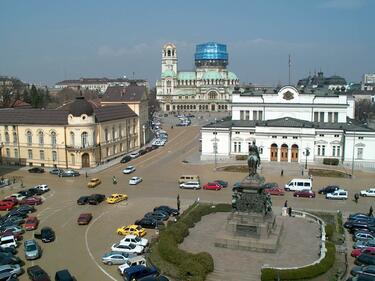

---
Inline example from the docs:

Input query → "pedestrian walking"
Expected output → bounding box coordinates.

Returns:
[354,193,359,204]
[85,172,88,178]
[284,200,288,208]
[369,206,373,217]
[301,170,304,176]
[288,206,292,217]
[280,169,284,176]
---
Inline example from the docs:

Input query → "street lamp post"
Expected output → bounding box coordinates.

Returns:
[304,148,310,170]
[213,130,218,171]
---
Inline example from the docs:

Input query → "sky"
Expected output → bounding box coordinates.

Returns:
[0,0,374,87]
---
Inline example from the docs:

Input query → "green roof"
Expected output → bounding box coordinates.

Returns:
[228,71,238,80]
[178,71,196,80]
[203,71,223,80]
[161,69,176,78]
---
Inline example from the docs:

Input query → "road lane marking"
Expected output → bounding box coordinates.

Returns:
[85,211,118,281]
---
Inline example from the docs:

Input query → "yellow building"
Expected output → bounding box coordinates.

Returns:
[0,96,139,169]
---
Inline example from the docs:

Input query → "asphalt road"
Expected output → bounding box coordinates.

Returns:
[1,124,375,280]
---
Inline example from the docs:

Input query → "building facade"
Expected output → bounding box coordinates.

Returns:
[201,85,375,168]
[361,73,375,91]
[0,97,139,169]
[156,42,239,112]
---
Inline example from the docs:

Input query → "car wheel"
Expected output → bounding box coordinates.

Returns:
[117,231,122,235]
[285,188,290,192]
[11,274,17,279]
[363,194,367,197]
[107,261,112,265]
[309,196,312,198]
[296,195,299,197]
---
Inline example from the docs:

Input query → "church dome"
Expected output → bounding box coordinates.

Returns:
[203,71,223,80]
[161,69,177,78]
[69,96,94,117]
[178,72,196,80]
[228,71,238,80]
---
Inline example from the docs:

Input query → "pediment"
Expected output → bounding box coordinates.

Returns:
[232,137,243,141]
[355,142,366,147]
[315,140,328,144]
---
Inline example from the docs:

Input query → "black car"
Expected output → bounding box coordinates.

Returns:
[0,253,22,266]
[27,265,50,281]
[2,216,25,226]
[28,167,45,173]
[151,145,159,150]
[344,220,375,233]
[318,185,341,194]
[77,196,90,205]
[55,269,74,281]
[0,245,17,255]
[50,168,64,175]
[144,211,169,221]
[120,155,131,163]
[88,194,105,205]
[139,275,170,281]
[60,170,80,177]
[27,188,44,196]
[356,254,375,266]
[139,149,146,156]
[18,190,33,198]
[14,205,36,214]
[214,180,228,188]
[153,206,179,216]
[35,227,55,243]
[135,217,164,229]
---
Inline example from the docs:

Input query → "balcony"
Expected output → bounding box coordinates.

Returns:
[66,144,99,152]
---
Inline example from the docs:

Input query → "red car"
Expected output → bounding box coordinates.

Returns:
[203,182,222,191]
[293,189,316,198]
[263,183,285,196]
[20,196,42,206]
[24,216,39,231]
[0,201,16,211]
[77,213,93,225]
[1,197,19,205]
[351,247,375,258]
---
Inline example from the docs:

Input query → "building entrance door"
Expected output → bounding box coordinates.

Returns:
[280,144,288,161]
[270,144,278,161]
[291,144,299,162]
[211,104,216,111]
[81,153,90,168]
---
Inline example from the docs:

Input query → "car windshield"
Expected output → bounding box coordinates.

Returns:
[136,226,142,230]
[134,237,141,242]
[129,243,135,249]
[26,244,37,251]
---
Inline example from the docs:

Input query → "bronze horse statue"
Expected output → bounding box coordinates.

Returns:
[247,142,260,177]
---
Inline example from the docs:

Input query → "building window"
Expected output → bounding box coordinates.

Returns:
[357,147,364,159]
[105,128,109,142]
[258,111,263,120]
[358,136,364,140]
[282,136,287,139]
[14,149,18,159]
[51,132,57,147]
[13,132,17,144]
[40,150,45,160]
[334,134,339,137]
[319,134,324,137]
[5,132,9,144]
[235,132,240,134]
[253,111,257,120]
[240,110,244,120]
[81,132,88,148]
[112,127,115,140]
[332,146,336,156]
[28,149,33,160]
[234,142,238,153]
[337,146,341,157]
[320,112,324,122]
[322,145,326,156]
[106,147,110,156]
[119,125,122,138]
[6,148,10,158]
[328,112,333,123]
[272,136,277,139]
[317,145,321,156]
[334,112,338,123]
[293,136,298,139]
[314,112,319,122]
[71,154,75,165]
[52,151,57,161]
[38,131,44,146]
[120,143,124,151]
[70,132,75,146]
[245,110,250,120]
[259,147,263,154]
[27,131,32,146]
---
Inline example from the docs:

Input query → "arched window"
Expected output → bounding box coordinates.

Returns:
[27,131,32,146]
[70,132,75,146]
[81,132,88,148]
[167,49,171,56]
[112,127,115,140]
[12,132,17,144]
[52,151,57,161]
[4,132,9,144]
[71,154,75,165]
[51,132,57,147]
[105,128,109,142]
[38,131,44,145]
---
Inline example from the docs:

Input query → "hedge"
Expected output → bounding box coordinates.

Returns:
[261,241,336,281]
[154,203,231,281]
[323,158,339,166]
[325,224,334,241]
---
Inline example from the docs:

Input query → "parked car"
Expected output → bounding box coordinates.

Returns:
[153,206,179,217]
[101,251,137,265]
[24,216,39,231]
[0,264,22,280]
[293,189,316,198]
[202,182,222,191]
[20,196,42,206]
[54,269,74,281]
[33,184,49,193]
[49,168,63,175]
[24,239,41,260]
[263,182,285,196]
[1,226,24,236]
[350,264,375,277]
[123,166,136,174]
[77,213,92,225]
[27,187,44,196]
[144,211,169,221]
[117,224,147,237]
[129,152,140,159]
[106,194,128,204]
[120,155,132,163]
[77,196,90,205]
[88,194,105,205]
[356,253,375,266]
[118,256,147,275]
[354,240,375,250]
[120,235,148,247]
[0,201,16,211]
[179,181,200,190]
[34,227,55,243]
[27,265,51,281]
[213,180,228,188]
[0,234,17,249]
[129,177,143,185]
[350,214,372,221]
[111,243,144,254]
[134,218,164,229]
[318,185,341,195]
[326,189,348,200]
[28,167,45,173]
[354,231,375,242]
[6,194,26,201]
[352,247,375,258]
[87,178,101,188]
[122,265,158,281]
[60,170,80,177]
[361,189,375,197]
[344,220,375,233]
[138,276,170,281]
[1,197,18,205]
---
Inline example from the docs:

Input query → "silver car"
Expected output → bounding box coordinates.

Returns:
[101,251,137,265]
[24,239,41,260]
[0,264,22,279]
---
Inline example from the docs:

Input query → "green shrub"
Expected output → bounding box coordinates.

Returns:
[325,224,334,241]
[261,242,335,281]
[336,211,344,234]
[323,158,339,165]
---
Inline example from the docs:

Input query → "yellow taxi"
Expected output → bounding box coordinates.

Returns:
[117,224,146,237]
[87,178,101,188]
[106,193,128,204]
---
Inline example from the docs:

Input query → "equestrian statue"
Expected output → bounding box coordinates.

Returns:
[247,141,260,177]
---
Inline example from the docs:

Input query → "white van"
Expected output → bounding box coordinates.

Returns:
[284,178,312,192]
[0,234,17,249]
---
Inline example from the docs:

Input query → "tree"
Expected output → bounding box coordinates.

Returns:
[30,85,39,108]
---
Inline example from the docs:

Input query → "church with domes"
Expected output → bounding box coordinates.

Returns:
[156,42,239,112]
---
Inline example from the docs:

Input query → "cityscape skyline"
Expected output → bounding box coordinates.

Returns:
[0,0,374,86]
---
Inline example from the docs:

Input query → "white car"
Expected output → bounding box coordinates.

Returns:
[120,235,148,247]
[34,184,49,192]
[118,256,147,274]
[326,189,348,200]
[129,152,140,159]
[111,243,143,254]
[360,188,375,197]
[122,166,136,174]
[129,177,142,185]
[6,193,26,201]
[180,181,201,190]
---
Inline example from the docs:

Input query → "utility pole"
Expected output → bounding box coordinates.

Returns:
[351,130,356,178]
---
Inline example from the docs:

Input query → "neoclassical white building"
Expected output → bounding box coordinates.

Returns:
[156,42,239,112]
[201,85,375,168]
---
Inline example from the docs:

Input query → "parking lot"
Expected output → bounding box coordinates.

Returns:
[1,122,375,280]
